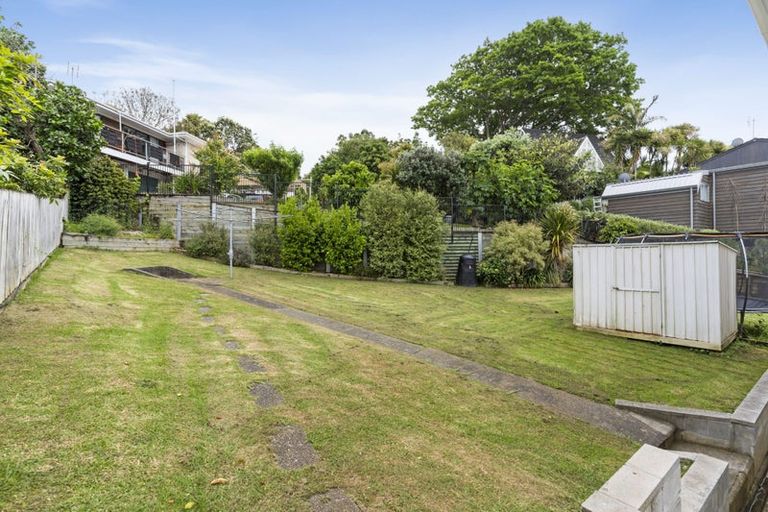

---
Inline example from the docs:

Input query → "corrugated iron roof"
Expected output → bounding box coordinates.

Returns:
[602,172,706,198]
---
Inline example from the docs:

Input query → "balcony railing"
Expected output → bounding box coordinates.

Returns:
[101,126,184,168]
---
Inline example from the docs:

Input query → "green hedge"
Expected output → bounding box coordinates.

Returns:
[585,212,690,243]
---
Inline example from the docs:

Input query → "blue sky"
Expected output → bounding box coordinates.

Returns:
[3,0,768,173]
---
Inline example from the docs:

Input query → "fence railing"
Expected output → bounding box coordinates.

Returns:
[101,126,186,167]
[0,190,68,305]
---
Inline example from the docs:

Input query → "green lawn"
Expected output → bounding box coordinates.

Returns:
[0,249,635,511]
[108,251,768,412]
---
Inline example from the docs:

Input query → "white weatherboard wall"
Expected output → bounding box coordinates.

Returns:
[573,242,737,350]
[0,190,68,304]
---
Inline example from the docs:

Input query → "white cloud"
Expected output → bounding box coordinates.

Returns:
[51,37,425,173]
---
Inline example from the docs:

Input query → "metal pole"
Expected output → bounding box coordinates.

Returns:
[229,220,234,279]
[738,232,749,337]
[273,174,278,228]
[175,203,182,240]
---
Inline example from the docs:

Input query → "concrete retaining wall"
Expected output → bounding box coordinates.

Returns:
[617,371,768,464]
[62,233,179,251]
[582,445,729,512]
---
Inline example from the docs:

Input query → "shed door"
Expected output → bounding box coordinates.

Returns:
[613,246,663,335]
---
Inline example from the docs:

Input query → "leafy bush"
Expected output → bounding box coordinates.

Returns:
[69,155,139,223]
[278,197,324,271]
[321,205,365,274]
[172,172,209,195]
[156,222,175,240]
[360,182,443,281]
[394,146,466,199]
[320,160,375,207]
[588,212,689,243]
[478,221,547,287]
[75,214,122,237]
[249,224,281,267]
[185,222,228,260]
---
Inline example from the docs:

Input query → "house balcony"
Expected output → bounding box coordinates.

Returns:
[101,125,184,169]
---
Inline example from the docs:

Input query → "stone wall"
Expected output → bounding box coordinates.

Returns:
[62,234,179,252]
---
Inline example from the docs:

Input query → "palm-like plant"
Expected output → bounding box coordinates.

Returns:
[606,96,664,177]
[540,202,580,267]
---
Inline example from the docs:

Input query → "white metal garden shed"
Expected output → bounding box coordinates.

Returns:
[572,241,738,350]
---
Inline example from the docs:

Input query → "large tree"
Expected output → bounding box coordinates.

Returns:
[413,17,641,139]
[213,116,257,154]
[242,144,302,200]
[394,146,466,199]
[105,86,179,128]
[309,130,390,193]
[174,113,215,140]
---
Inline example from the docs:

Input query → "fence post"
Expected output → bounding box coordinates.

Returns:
[251,207,256,230]
[175,203,182,240]
[212,202,217,223]
[477,230,483,262]
[228,220,234,279]
[273,175,278,228]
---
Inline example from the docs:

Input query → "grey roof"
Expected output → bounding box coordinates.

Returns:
[697,138,768,170]
[602,172,706,199]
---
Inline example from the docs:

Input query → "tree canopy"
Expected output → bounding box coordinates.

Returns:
[309,130,391,193]
[105,87,179,129]
[394,146,466,199]
[242,144,302,199]
[413,17,641,139]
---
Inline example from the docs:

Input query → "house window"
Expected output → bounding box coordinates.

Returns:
[699,183,710,203]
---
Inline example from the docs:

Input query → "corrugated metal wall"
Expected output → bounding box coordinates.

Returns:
[573,242,737,350]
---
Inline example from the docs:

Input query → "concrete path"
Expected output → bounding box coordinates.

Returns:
[193,279,672,445]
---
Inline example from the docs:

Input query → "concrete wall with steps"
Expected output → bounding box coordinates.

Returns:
[582,444,729,512]
[442,229,492,279]
[585,370,768,511]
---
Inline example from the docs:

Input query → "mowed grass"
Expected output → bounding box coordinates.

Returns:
[0,249,635,511]
[102,250,768,412]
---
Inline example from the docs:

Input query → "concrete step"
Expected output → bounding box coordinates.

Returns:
[628,412,676,447]
[669,440,754,512]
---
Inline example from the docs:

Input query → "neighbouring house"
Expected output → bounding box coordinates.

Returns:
[94,101,206,193]
[602,172,712,229]
[601,139,768,232]
[522,128,611,172]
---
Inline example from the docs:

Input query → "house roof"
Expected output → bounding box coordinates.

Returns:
[521,128,611,163]
[602,172,706,199]
[697,138,768,171]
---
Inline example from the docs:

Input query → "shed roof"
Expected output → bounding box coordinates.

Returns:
[602,172,706,199]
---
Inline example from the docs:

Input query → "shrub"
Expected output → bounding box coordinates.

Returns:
[76,214,122,237]
[589,212,689,243]
[478,221,547,287]
[249,224,281,267]
[185,222,228,259]
[172,171,209,195]
[228,247,254,268]
[322,205,365,274]
[156,222,175,240]
[360,182,443,281]
[69,155,139,223]
[278,197,324,271]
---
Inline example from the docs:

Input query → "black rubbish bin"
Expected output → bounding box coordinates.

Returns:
[455,254,478,287]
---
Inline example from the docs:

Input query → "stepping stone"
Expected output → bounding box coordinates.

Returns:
[224,341,239,350]
[199,306,211,313]
[271,425,317,470]
[309,489,360,512]
[195,298,206,304]
[213,326,226,335]
[201,316,214,323]
[238,355,266,373]
[248,382,283,408]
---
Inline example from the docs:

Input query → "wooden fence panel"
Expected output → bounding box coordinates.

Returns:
[0,190,68,304]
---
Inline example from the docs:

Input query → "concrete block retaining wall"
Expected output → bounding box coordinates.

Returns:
[582,445,729,512]
[585,370,768,511]
[61,233,179,251]
[616,371,768,465]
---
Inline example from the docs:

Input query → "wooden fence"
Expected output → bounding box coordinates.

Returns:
[0,190,68,305]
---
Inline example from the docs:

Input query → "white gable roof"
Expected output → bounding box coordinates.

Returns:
[602,172,707,199]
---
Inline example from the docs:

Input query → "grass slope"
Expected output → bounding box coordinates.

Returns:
[0,249,634,511]
[105,251,768,412]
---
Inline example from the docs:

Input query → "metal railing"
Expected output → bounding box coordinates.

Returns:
[101,126,185,167]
